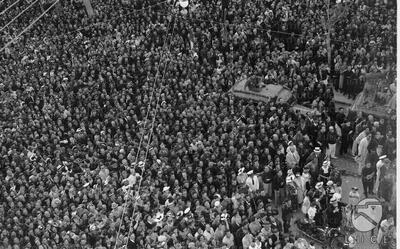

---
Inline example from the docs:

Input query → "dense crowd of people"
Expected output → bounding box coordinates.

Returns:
[0,0,397,248]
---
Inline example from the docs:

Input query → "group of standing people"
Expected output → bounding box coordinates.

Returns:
[0,0,396,248]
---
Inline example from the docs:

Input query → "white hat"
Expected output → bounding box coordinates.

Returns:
[327,180,334,186]
[288,141,293,146]
[138,161,145,168]
[249,243,257,249]
[315,182,323,189]
[164,198,174,206]
[184,207,191,214]
[178,0,189,8]
[156,159,162,164]
[162,186,170,192]
[238,168,245,175]
[379,155,387,160]
[314,147,321,153]
[247,170,254,175]
[322,161,330,167]
[214,194,221,199]
[333,193,342,201]
[221,213,228,220]
[330,197,338,204]
[153,212,164,222]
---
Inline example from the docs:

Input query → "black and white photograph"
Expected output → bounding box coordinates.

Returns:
[0,0,397,248]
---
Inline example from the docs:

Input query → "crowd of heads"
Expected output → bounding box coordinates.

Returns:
[0,0,396,248]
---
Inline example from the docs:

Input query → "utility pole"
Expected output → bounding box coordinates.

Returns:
[322,0,349,70]
[82,0,94,17]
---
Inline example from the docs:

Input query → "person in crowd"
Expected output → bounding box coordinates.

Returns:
[246,170,260,193]
[374,155,389,194]
[348,187,360,212]
[326,197,343,229]
[286,141,300,168]
[340,119,352,155]
[356,131,372,175]
[261,164,274,199]
[318,160,331,185]
[361,161,376,198]
[377,215,395,246]
[285,170,299,211]
[281,199,293,234]
[378,172,395,204]
[352,127,369,156]
[272,170,286,207]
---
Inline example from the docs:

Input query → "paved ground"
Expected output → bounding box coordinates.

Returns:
[282,156,379,249]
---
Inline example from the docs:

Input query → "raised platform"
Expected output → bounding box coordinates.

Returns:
[230,77,292,103]
[350,92,392,118]
[333,89,354,110]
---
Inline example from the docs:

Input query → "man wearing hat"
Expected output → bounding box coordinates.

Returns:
[246,170,260,193]
[314,182,328,212]
[326,196,342,228]
[318,160,331,185]
[374,155,389,194]
[306,147,323,164]
[305,147,324,184]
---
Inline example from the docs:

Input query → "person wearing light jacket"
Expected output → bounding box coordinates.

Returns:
[246,170,260,193]
[286,141,300,169]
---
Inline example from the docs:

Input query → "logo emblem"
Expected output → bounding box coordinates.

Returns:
[352,198,382,232]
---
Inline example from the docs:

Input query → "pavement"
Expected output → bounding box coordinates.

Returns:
[281,155,380,249]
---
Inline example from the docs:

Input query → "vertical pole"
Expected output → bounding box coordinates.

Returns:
[326,0,332,70]
[82,0,94,17]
